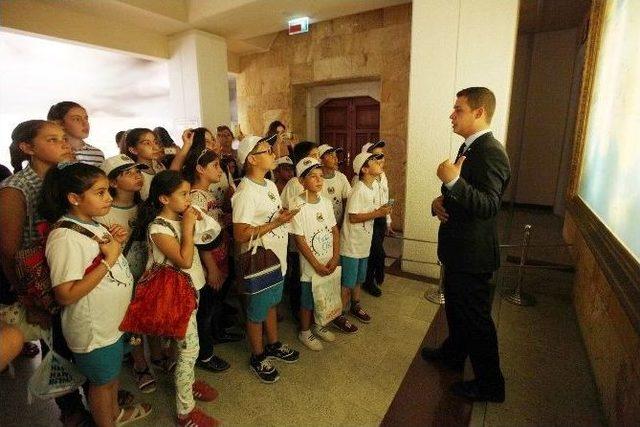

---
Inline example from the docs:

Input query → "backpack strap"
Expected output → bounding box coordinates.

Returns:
[53,220,109,243]
[148,217,180,265]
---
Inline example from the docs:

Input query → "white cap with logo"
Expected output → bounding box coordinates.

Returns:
[100,154,149,177]
[318,144,342,158]
[275,156,294,167]
[295,156,322,178]
[352,152,382,174]
[236,134,276,166]
[361,140,386,153]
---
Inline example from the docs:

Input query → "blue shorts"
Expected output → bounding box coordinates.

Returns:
[247,281,284,322]
[340,256,368,288]
[73,335,128,385]
[300,281,313,310]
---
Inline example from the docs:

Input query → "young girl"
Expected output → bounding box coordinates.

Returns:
[0,120,93,426]
[186,149,232,373]
[135,170,220,427]
[41,162,151,427]
[47,101,105,167]
[94,154,157,394]
[121,128,165,200]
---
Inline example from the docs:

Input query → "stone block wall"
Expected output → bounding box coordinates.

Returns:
[236,4,411,227]
[564,214,640,425]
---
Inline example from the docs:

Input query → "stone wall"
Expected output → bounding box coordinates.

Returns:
[236,4,411,227]
[563,214,640,425]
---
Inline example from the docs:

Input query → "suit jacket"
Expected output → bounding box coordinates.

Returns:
[436,132,511,273]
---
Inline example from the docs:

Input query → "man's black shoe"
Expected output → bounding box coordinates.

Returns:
[196,355,231,373]
[420,346,464,372]
[450,380,505,403]
[363,283,382,297]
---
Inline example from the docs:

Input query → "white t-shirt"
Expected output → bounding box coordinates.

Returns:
[190,189,220,222]
[340,180,378,258]
[280,178,305,210]
[139,161,166,201]
[321,170,351,225]
[290,195,337,281]
[353,172,392,226]
[232,177,289,275]
[46,217,133,353]
[147,210,220,290]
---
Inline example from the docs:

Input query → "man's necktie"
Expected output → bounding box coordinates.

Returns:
[455,143,466,162]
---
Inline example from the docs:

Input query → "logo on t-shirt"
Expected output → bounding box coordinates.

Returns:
[268,191,277,202]
[310,227,332,256]
[316,212,324,222]
[327,186,335,194]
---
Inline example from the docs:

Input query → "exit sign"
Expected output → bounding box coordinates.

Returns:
[288,17,309,35]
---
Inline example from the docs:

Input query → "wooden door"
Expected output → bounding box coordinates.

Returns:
[319,96,380,179]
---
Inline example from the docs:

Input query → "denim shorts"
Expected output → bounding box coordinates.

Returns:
[247,281,284,322]
[73,335,128,385]
[340,256,368,288]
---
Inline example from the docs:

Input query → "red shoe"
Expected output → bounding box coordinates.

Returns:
[177,408,221,427]
[192,380,219,402]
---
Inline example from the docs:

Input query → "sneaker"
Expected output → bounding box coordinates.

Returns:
[196,355,231,373]
[177,408,221,427]
[265,342,300,363]
[332,315,358,333]
[312,324,336,342]
[192,380,218,402]
[350,303,371,323]
[298,331,323,351]
[250,355,280,384]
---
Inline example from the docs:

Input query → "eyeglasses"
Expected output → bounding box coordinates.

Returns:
[251,147,273,156]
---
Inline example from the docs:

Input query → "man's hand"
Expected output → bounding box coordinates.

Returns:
[437,156,466,184]
[432,195,449,223]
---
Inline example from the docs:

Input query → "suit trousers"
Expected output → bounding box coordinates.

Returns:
[365,216,387,287]
[441,268,504,388]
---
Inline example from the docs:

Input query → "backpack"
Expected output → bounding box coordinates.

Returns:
[14,220,107,315]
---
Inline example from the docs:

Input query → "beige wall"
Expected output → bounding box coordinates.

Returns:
[402,0,519,277]
[235,4,411,226]
[505,28,579,206]
[564,214,640,426]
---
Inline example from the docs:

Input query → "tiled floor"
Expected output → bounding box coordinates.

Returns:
[0,273,439,427]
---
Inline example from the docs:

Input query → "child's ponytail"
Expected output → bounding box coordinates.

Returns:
[9,120,50,173]
[38,162,105,223]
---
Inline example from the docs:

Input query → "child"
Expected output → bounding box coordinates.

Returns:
[47,101,105,167]
[290,157,339,350]
[0,120,93,426]
[333,152,392,333]
[279,141,320,319]
[186,149,233,373]
[273,156,295,194]
[232,136,300,384]
[360,141,392,297]
[154,126,180,169]
[136,170,220,427]
[94,154,157,394]
[122,128,165,200]
[317,144,351,226]
[41,162,151,426]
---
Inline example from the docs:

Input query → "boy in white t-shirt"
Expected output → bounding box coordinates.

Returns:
[334,152,392,333]
[318,144,351,226]
[290,157,339,351]
[232,136,300,384]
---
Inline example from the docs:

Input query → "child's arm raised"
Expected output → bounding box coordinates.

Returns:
[53,238,121,306]
[169,129,194,171]
[150,207,197,269]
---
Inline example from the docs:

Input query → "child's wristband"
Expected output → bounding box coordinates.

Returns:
[100,259,112,271]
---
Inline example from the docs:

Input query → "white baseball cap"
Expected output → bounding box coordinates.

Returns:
[361,140,386,153]
[100,154,148,177]
[352,152,382,174]
[318,144,343,158]
[237,134,276,166]
[275,156,294,167]
[296,157,322,178]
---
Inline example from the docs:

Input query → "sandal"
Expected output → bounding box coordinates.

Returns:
[117,389,135,407]
[151,356,176,374]
[133,367,157,394]
[20,342,40,358]
[116,402,152,427]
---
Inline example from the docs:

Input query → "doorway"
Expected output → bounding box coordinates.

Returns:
[318,96,380,179]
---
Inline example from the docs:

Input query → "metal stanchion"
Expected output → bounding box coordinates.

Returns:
[424,261,445,304]
[502,224,536,306]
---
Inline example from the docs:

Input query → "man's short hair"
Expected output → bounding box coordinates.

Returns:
[457,87,496,123]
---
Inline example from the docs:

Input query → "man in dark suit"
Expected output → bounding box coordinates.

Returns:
[422,87,511,402]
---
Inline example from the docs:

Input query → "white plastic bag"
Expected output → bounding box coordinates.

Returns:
[311,267,343,326]
[28,335,86,402]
